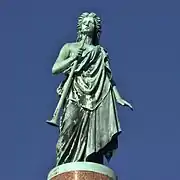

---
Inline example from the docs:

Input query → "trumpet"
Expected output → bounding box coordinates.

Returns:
[46,36,87,127]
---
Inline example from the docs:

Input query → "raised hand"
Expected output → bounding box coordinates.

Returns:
[72,47,85,61]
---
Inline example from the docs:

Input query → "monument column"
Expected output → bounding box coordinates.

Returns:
[47,162,117,180]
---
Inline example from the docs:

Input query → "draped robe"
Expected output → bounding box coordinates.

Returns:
[55,44,122,166]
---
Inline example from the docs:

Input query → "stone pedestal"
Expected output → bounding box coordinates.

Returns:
[47,162,117,180]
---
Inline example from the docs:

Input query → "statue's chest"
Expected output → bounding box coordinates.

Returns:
[70,44,95,56]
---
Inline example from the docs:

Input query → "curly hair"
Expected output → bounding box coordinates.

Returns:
[76,12,101,45]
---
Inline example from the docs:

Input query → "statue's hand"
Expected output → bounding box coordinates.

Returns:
[121,99,133,110]
[123,99,133,110]
[116,97,133,111]
[56,85,62,96]
[72,48,85,61]
[113,86,133,110]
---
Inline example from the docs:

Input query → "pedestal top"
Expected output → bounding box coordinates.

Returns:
[47,162,116,180]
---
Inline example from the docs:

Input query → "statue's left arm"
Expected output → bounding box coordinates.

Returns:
[104,50,133,110]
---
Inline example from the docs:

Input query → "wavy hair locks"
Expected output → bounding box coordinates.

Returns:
[76,12,102,45]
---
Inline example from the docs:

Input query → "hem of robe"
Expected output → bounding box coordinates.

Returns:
[56,131,122,166]
[84,130,122,162]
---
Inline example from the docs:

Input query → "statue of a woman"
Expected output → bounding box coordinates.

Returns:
[51,12,133,166]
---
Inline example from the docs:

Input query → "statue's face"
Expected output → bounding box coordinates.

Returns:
[81,16,95,35]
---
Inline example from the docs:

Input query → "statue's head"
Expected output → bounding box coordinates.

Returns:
[77,12,101,45]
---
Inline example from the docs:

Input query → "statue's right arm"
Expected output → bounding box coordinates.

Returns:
[52,43,75,75]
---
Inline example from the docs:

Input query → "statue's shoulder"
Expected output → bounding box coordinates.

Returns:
[63,42,80,51]
[99,45,109,57]
[67,42,79,47]
[60,42,78,53]
[100,46,108,53]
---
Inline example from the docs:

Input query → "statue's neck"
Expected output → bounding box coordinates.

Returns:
[81,34,93,45]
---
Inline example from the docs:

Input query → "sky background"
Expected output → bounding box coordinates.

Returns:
[0,0,180,179]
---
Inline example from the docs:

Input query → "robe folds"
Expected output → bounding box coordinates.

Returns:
[56,44,122,166]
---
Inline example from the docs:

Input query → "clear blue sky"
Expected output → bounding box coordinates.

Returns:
[0,0,180,179]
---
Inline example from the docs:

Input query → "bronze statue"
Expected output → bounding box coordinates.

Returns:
[47,12,133,166]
